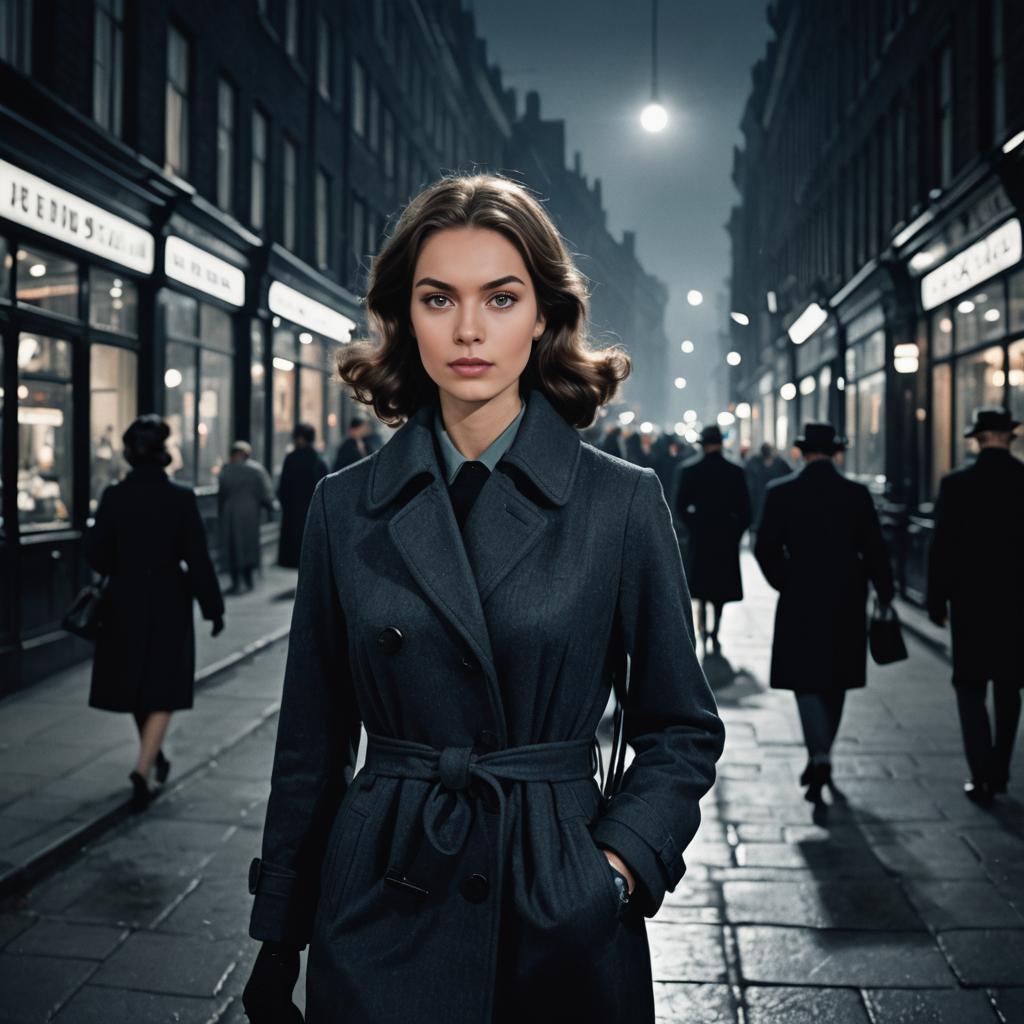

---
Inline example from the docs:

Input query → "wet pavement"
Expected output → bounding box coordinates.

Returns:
[1,553,1022,1022]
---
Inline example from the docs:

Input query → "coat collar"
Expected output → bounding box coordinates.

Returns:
[367,388,581,512]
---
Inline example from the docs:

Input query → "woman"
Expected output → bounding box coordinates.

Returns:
[242,176,724,1023]
[85,415,225,809]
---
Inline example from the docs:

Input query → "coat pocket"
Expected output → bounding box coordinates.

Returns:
[321,782,375,919]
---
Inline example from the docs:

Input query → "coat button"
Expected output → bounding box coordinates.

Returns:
[461,652,478,671]
[460,873,489,903]
[376,626,403,655]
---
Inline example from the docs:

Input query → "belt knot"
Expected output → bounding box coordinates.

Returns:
[438,746,474,791]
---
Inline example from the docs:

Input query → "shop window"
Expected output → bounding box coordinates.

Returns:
[17,335,73,530]
[89,268,138,335]
[954,287,1006,353]
[163,288,198,339]
[200,303,233,350]
[299,368,325,453]
[198,349,232,485]
[931,362,952,498]
[846,369,885,484]
[932,305,953,359]
[954,345,1004,467]
[89,344,137,511]
[1009,340,1024,463]
[272,352,296,476]
[165,24,190,177]
[164,340,196,483]
[250,320,267,467]
[0,236,10,299]
[1009,269,1024,334]
[16,246,78,319]
[817,364,832,422]
[93,0,124,136]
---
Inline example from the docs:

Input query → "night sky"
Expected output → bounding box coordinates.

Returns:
[472,0,771,423]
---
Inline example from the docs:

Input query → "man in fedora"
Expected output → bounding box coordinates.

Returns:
[755,422,894,806]
[928,406,1024,805]
[675,424,751,651]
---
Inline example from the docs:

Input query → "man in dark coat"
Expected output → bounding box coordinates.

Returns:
[927,407,1024,805]
[745,442,791,540]
[276,423,328,569]
[755,422,894,803]
[219,440,275,594]
[675,424,751,650]
[332,416,372,473]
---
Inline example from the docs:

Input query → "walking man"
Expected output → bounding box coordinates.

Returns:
[745,442,791,542]
[755,423,894,805]
[276,423,328,569]
[675,424,751,651]
[332,416,372,473]
[218,441,275,595]
[928,407,1024,805]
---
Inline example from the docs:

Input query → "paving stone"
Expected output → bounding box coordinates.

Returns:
[90,931,244,996]
[0,912,35,948]
[868,836,988,880]
[734,823,783,842]
[56,867,199,928]
[905,880,1024,929]
[0,952,97,1022]
[992,989,1024,1022]
[648,923,728,983]
[736,840,887,878]
[744,984,869,1023]
[7,919,125,960]
[937,928,1024,985]
[863,988,999,1022]
[723,880,924,930]
[53,986,232,1023]
[654,982,737,1023]
[736,926,954,987]
[157,873,252,939]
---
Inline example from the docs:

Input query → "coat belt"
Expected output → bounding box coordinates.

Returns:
[363,733,596,900]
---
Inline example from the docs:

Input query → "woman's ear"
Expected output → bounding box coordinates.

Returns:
[533,314,546,340]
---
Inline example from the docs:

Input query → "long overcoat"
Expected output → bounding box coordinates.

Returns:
[754,460,894,693]
[926,448,1024,688]
[248,390,724,1024]
[277,447,328,568]
[674,452,751,603]
[85,466,224,712]
[218,459,274,571]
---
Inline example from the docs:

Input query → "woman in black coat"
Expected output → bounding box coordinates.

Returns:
[85,415,225,809]
[277,423,328,569]
[241,176,724,1024]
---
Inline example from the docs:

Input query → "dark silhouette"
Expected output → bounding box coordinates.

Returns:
[745,442,791,538]
[218,440,275,595]
[332,416,372,473]
[276,423,328,569]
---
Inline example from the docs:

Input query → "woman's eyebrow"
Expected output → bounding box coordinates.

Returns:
[413,275,526,290]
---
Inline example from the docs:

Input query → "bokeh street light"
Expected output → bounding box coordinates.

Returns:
[686,289,704,306]
[726,350,742,366]
[673,376,687,390]
[641,102,668,133]
[681,339,694,353]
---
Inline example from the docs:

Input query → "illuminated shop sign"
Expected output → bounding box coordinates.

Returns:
[921,218,1022,312]
[0,159,155,274]
[165,235,245,307]
[268,280,356,343]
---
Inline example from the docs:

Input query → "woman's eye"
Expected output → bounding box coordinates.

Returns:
[490,292,517,309]
[425,294,451,309]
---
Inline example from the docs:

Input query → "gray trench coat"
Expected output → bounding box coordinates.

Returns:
[218,459,274,571]
[248,389,724,1023]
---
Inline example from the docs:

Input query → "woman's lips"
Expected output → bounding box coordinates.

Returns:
[449,360,493,377]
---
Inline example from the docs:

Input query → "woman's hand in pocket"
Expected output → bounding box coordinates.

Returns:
[601,848,635,895]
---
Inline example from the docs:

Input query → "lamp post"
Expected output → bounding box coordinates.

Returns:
[640,0,667,132]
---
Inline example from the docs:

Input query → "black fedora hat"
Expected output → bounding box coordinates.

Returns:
[699,425,724,446]
[963,406,1021,438]
[794,422,847,454]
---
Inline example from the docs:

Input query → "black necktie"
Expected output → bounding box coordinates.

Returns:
[448,461,490,531]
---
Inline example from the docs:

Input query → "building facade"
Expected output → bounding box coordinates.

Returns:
[0,0,670,691]
[728,0,1024,603]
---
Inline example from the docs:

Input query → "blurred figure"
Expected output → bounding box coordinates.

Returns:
[332,416,371,472]
[755,423,893,807]
[928,407,1024,806]
[277,423,327,569]
[745,442,791,541]
[219,440,275,595]
[364,422,383,454]
[675,425,751,650]
[85,415,224,811]
[599,424,624,458]
[651,433,683,503]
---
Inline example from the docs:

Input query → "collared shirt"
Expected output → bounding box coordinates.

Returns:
[433,401,526,485]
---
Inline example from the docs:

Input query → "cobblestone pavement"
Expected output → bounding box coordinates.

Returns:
[1,554,1022,1022]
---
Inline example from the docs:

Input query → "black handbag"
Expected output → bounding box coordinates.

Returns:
[62,577,109,641]
[869,600,908,665]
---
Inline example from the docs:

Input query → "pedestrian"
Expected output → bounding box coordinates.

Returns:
[927,407,1024,805]
[745,442,791,541]
[675,424,751,651]
[241,175,724,1024]
[84,415,225,811]
[331,416,372,472]
[754,422,894,805]
[599,423,624,458]
[218,440,275,595]
[276,423,327,569]
[651,433,683,504]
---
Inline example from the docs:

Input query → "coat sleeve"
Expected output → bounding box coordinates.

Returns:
[753,482,787,590]
[249,480,361,947]
[592,469,725,918]
[83,488,115,576]
[926,478,951,619]
[182,491,225,621]
[734,467,752,535]
[858,485,894,605]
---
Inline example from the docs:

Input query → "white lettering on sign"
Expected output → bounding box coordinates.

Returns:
[0,159,155,274]
[268,280,356,343]
[921,218,1022,311]
[164,235,245,307]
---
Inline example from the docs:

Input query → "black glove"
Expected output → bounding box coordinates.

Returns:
[211,616,225,637]
[242,942,303,1023]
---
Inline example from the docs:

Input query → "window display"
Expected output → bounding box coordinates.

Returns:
[16,245,78,318]
[164,339,196,484]
[954,345,1004,467]
[89,268,138,335]
[90,344,137,511]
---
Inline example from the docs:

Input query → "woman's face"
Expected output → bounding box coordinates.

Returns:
[409,227,546,406]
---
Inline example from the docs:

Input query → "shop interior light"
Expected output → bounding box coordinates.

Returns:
[681,339,694,354]
[894,357,919,374]
[894,343,920,375]
[909,251,938,272]
[787,302,827,345]
[726,351,742,366]
[837,376,846,391]
[674,377,687,390]
[730,312,750,326]
[1002,128,1024,154]
[939,317,953,334]
[164,368,183,388]
[717,411,736,427]
[1009,369,1024,387]
[618,410,636,426]
[957,299,975,314]
[29,263,47,278]
[686,289,704,307]
[299,332,314,344]
[984,308,1001,322]
[109,286,122,298]
[780,382,797,401]
[272,356,295,372]
[735,402,752,419]
[251,362,265,381]
[766,290,778,314]
[799,375,816,395]
[17,384,29,400]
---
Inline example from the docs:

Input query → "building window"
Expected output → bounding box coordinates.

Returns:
[284,0,299,60]
[351,194,366,275]
[217,77,236,213]
[251,108,268,230]
[992,0,1006,144]
[954,346,1004,467]
[0,0,31,72]
[937,43,953,188]
[17,334,73,530]
[383,107,395,179]
[367,82,380,152]
[89,343,137,511]
[352,59,367,137]
[16,245,78,319]
[316,12,331,101]
[315,169,331,270]
[283,137,298,251]
[93,0,124,136]
[89,268,138,335]
[165,24,190,176]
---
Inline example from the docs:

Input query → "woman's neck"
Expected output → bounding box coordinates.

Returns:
[438,382,523,461]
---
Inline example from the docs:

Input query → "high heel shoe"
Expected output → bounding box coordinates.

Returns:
[129,770,153,812]
[804,763,830,805]
[154,749,171,786]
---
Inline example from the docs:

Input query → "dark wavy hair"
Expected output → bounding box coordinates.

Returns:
[336,174,630,428]
[123,414,172,468]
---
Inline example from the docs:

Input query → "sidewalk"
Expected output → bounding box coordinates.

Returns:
[0,564,298,901]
